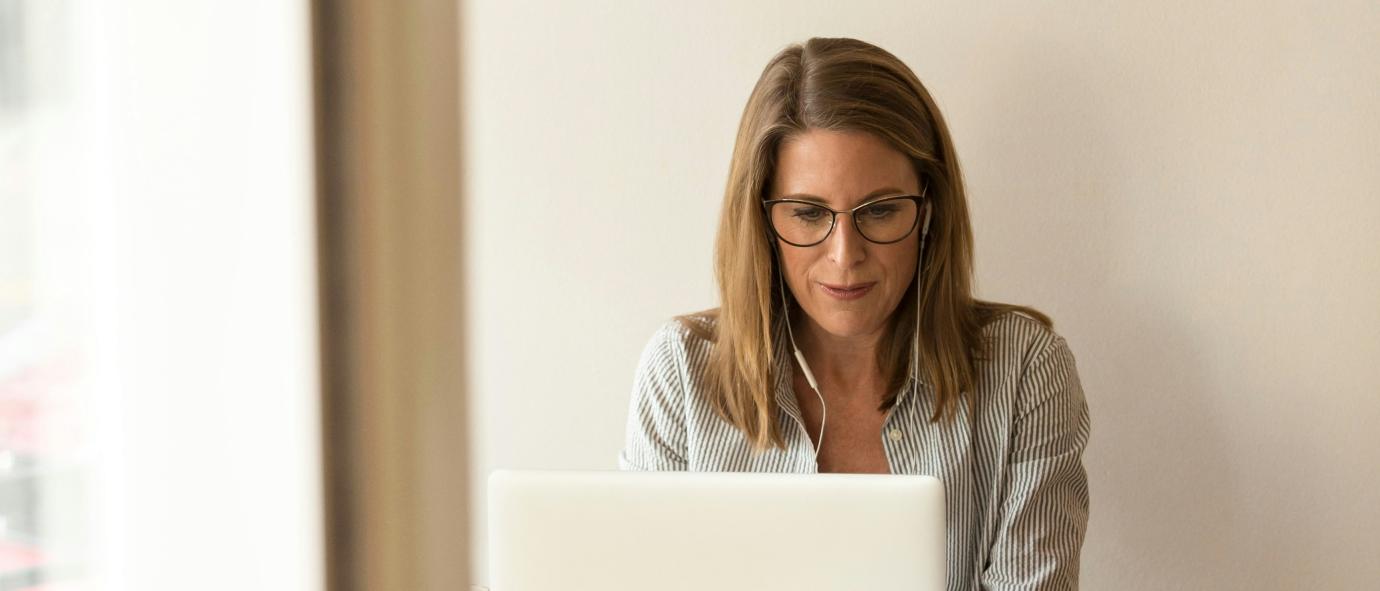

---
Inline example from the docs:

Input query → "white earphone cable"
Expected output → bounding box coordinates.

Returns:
[776,259,826,463]
[913,197,932,399]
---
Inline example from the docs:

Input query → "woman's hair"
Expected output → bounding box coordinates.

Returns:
[680,37,1052,452]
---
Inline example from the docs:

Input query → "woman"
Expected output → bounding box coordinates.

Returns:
[619,37,1090,590]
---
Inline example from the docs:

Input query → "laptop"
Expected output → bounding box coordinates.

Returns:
[486,469,946,591]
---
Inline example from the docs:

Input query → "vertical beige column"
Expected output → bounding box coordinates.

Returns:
[311,1,468,590]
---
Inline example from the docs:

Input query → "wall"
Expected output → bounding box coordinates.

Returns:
[462,1,1380,588]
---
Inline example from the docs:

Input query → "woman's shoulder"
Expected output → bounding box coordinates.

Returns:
[977,307,1073,369]
[629,310,721,412]
[662,308,720,348]
[637,309,720,369]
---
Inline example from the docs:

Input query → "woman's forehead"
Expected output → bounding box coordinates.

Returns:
[772,129,918,205]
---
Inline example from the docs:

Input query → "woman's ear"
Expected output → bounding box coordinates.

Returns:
[763,228,780,255]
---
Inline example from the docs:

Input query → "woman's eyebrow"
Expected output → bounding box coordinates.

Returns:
[777,186,908,205]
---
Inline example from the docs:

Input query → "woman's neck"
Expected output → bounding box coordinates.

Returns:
[791,310,887,390]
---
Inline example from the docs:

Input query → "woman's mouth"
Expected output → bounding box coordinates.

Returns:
[818,282,875,301]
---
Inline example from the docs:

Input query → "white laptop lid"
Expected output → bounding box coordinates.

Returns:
[487,469,945,591]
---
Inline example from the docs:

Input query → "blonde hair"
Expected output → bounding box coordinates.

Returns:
[680,37,1053,452]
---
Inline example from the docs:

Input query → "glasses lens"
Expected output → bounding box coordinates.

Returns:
[770,202,833,245]
[855,197,919,243]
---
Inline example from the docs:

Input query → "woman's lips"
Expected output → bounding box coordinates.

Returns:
[818,282,875,301]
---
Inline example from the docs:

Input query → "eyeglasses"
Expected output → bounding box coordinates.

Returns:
[762,191,929,247]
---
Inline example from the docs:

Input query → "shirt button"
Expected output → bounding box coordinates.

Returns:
[888,428,903,442]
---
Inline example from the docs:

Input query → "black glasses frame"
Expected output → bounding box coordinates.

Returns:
[761,192,929,247]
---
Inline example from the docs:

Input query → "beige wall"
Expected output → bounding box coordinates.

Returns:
[462,1,1380,588]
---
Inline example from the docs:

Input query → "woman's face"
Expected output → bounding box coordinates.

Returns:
[769,128,922,344]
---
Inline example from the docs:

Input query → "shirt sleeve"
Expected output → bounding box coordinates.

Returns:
[617,321,690,471]
[981,334,1092,590]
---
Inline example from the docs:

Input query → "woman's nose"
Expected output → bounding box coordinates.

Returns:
[825,214,866,267]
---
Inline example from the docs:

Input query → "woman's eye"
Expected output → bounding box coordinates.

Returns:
[860,204,897,219]
[791,207,827,221]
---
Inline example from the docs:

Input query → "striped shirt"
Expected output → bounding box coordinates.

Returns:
[618,310,1091,590]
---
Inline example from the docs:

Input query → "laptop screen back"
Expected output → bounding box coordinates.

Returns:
[487,470,945,591]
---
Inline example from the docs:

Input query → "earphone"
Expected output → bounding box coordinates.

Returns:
[772,196,933,465]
